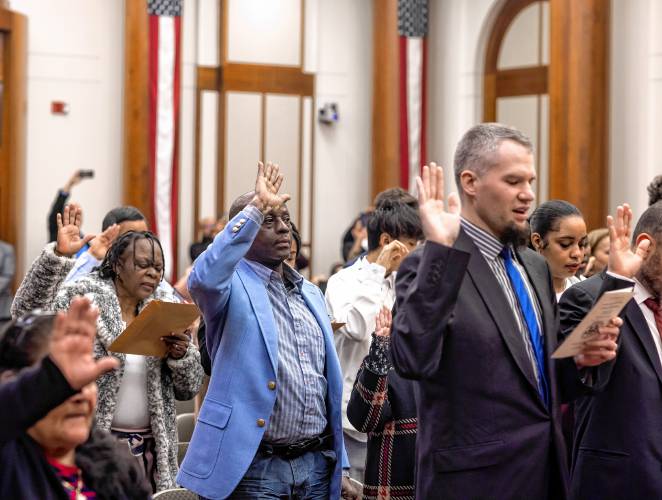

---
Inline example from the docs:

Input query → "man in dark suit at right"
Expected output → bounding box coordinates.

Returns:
[390,123,637,500]
[559,201,662,500]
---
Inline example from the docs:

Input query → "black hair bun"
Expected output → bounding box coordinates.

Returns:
[647,175,662,206]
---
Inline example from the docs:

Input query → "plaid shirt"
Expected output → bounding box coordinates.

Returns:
[347,335,417,500]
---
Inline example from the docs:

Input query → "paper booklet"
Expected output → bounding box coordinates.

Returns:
[108,300,200,357]
[552,288,634,359]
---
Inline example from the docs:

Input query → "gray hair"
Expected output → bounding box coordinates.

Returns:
[453,123,534,191]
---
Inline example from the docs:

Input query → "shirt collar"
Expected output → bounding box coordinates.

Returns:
[633,278,654,305]
[244,258,304,291]
[460,217,504,261]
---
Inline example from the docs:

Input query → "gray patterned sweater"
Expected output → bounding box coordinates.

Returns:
[11,243,204,491]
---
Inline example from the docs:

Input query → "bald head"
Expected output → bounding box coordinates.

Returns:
[229,192,256,220]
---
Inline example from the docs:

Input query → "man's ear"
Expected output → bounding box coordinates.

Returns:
[635,233,655,258]
[531,233,543,252]
[379,233,392,247]
[460,170,478,198]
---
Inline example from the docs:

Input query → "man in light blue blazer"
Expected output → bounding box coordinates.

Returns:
[178,163,356,499]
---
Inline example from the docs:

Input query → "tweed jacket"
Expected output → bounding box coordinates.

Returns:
[53,274,203,490]
[11,243,75,319]
[11,243,203,491]
[347,335,417,500]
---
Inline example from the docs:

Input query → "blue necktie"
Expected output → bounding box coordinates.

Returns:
[500,247,549,407]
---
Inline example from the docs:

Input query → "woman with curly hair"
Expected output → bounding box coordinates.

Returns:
[12,205,203,492]
[52,231,203,492]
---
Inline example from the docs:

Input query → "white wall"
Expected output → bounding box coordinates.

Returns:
[12,0,124,274]
[427,0,497,193]
[311,0,373,274]
[610,0,662,221]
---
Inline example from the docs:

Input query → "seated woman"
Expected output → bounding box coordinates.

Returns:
[52,231,203,492]
[529,200,588,300]
[0,296,151,499]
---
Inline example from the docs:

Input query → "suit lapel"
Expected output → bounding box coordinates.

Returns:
[237,261,279,374]
[624,300,662,385]
[454,231,541,399]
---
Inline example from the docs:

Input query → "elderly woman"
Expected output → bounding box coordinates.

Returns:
[12,205,203,491]
[0,297,151,499]
[53,231,203,491]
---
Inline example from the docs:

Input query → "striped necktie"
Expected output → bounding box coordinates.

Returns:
[500,246,549,407]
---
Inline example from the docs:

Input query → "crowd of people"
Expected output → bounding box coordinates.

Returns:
[2,122,662,500]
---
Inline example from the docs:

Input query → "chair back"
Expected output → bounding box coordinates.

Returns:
[152,488,198,499]
[176,412,196,442]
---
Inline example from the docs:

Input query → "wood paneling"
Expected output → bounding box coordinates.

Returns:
[222,63,314,96]
[496,66,548,97]
[0,9,27,287]
[483,0,541,121]
[197,66,220,91]
[549,0,609,229]
[122,0,152,224]
[371,0,400,199]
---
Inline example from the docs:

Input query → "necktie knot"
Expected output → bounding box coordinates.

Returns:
[645,297,661,314]
[500,246,512,261]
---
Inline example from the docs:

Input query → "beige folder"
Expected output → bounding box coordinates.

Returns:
[108,300,200,357]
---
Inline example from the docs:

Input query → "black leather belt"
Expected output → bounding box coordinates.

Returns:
[258,434,332,459]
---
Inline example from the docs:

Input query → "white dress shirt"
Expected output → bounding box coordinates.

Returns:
[325,256,396,442]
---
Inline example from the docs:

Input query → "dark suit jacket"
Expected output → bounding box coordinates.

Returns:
[391,231,584,500]
[559,272,662,500]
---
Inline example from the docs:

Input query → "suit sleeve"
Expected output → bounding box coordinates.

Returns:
[188,208,262,330]
[558,274,634,396]
[391,242,470,379]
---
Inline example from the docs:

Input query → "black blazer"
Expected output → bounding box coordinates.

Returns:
[559,272,662,500]
[391,231,583,500]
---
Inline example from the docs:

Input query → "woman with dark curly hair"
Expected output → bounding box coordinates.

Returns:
[51,231,203,492]
[0,297,151,499]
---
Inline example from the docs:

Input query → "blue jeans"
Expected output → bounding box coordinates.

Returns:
[223,448,336,499]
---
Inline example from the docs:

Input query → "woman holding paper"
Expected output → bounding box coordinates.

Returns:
[53,230,203,492]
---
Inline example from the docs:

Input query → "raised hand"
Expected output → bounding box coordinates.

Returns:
[55,203,95,257]
[251,161,291,214]
[88,223,120,260]
[607,204,651,278]
[415,163,461,246]
[49,296,119,389]
[376,240,410,276]
[374,306,392,337]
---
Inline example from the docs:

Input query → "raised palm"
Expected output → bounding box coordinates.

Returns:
[374,306,392,337]
[252,161,291,213]
[607,203,651,278]
[415,163,461,246]
[56,204,94,257]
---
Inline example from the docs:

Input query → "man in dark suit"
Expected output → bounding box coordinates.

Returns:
[391,123,627,500]
[559,202,661,500]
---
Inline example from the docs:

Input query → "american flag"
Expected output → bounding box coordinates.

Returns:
[398,0,428,190]
[148,0,181,282]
